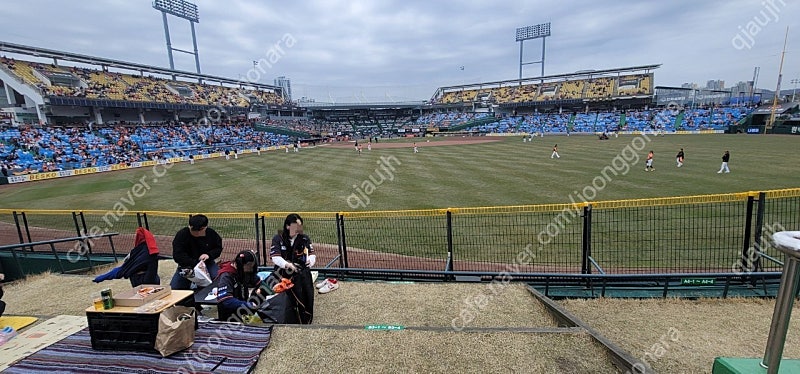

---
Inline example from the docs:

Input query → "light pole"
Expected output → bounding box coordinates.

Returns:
[152,0,201,74]
[252,60,259,82]
[791,78,799,102]
[516,23,550,80]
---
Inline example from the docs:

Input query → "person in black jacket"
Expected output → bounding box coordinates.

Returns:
[170,214,223,290]
[215,250,262,322]
[717,150,730,173]
[270,213,316,324]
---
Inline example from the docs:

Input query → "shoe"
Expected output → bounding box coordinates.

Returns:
[318,279,339,294]
[316,278,338,289]
[315,278,332,289]
[717,171,722,173]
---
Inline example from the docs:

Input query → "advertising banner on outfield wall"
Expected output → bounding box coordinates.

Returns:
[769,125,800,135]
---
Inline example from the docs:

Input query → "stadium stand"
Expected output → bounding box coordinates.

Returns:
[0,56,284,108]
[559,79,585,100]
[439,89,478,104]
[0,120,293,174]
[465,105,754,135]
[433,73,654,106]
[617,74,651,97]
[415,112,490,128]
[583,77,615,100]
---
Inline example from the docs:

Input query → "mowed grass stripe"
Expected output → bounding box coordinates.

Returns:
[435,150,526,207]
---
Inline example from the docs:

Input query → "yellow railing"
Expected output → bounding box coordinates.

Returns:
[2,188,796,219]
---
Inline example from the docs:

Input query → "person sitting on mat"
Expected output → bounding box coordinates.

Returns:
[215,250,263,322]
[170,214,223,290]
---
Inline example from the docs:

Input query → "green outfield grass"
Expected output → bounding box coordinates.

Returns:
[0,133,797,270]
[1,133,797,212]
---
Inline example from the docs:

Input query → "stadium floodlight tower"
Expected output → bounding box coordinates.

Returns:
[152,0,201,74]
[516,22,550,80]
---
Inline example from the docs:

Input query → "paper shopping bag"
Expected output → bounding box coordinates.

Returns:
[154,306,196,357]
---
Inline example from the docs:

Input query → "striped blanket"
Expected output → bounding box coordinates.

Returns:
[4,322,272,374]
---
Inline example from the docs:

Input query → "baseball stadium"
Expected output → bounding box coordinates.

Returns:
[1,2,799,373]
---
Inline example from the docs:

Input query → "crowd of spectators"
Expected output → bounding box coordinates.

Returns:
[263,118,316,134]
[0,120,291,175]
[467,105,754,134]
[415,112,490,128]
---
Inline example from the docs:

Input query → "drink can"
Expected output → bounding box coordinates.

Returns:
[101,288,114,310]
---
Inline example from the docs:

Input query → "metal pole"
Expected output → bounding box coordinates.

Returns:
[190,20,201,74]
[762,231,800,372]
[446,210,454,277]
[519,41,524,80]
[541,37,546,77]
[581,205,592,275]
[12,211,24,246]
[339,215,349,268]
[254,213,261,263]
[261,216,267,263]
[753,192,766,273]
[767,27,789,129]
[742,195,755,273]
[335,213,344,268]
[161,11,175,70]
[762,257,800,372]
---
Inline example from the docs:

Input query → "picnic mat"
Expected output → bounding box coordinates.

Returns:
[3,322,273,374]
[0,315,87,371]
[0,316,38,331]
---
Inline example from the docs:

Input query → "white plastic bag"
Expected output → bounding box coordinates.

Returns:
[183,260,212,287]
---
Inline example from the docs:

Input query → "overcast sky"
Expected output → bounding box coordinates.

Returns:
[2,0,798,102]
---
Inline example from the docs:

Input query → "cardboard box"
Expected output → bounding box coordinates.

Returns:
[113,285,171,307]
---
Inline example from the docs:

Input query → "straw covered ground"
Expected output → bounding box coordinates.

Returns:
[2,262,798,373]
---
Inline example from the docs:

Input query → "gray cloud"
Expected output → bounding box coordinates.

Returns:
[1,0,797,102]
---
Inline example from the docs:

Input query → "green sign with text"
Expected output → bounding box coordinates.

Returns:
[681,278,716,286]
[365,325,405,331]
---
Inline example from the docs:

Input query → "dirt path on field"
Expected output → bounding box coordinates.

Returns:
[324,137,501,149]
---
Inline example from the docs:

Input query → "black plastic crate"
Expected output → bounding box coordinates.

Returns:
[86,312,160,352]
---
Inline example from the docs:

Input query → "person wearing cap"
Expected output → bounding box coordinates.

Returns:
[170,214,223,291]
[215,250,263,322]
[270,213,315,324]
